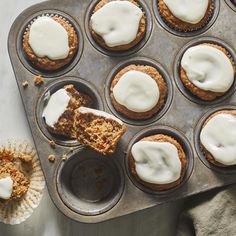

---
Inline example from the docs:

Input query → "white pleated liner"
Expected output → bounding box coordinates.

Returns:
[0,140,45,225]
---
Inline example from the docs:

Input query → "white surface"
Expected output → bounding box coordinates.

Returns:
[42,88,70,127]
[29,16,69,60]
[113,70,160,112]
[0,0,183,235]
[0,176,13,200]
[91,1,142,47]
[131,141,182,184]
[181,45,234,92]
[163,0,208,24]
[200,113,236,166]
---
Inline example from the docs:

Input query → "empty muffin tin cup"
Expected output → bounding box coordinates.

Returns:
[194,104,236,175]
[84,0,153,57]
[105,57,173,126]
[56,148,124,216]
[225,0,236,11]
[174,37,236,105]
[152,0,220,37]
[36,76,103,147]
[17,10,83,78]
[125,125,194,195]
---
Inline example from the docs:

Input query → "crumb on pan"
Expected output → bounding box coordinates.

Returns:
[22,80,29,88]
[62,154,67,161]
[49,140,56,149]
[34,75,44,86]
[48,154,56,162]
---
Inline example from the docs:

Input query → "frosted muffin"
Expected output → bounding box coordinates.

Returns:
[158,0,214,31]
[23,15,78,71]
[110,65,167,120]
[129,134,187,191]
[89,0,146,51]
[180,43,235,101]
[42,84,92,139]
[200,110,236,167]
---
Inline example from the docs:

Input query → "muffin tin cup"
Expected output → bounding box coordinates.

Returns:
[56,147,124,216]
[194,104,236,175]
[84,0,153,57]
[225,0,236,11]
[105,57,173,126]
[17,10,84,78]
[125,125,194,195]
[152,0,220,37]
[173,37,236,106]
[36,76,104,147]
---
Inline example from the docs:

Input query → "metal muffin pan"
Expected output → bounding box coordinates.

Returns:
[8,0,236,223]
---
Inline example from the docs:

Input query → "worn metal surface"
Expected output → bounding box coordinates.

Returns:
[8,0,236,223]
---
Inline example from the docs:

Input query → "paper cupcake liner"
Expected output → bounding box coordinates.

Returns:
[0,140,45,225]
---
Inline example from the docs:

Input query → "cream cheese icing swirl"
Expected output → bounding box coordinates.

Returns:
[131,141,182,184]
[113,70,160,112]
[163,0,209,24]
[200,113,236,166]
[91,1,143,47]
[181,45,234,93]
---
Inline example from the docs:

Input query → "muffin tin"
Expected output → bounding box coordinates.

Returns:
[8,0,236,223]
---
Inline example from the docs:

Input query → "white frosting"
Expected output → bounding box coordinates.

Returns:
[0,176,13,200]
[113,70,160,112]
[42,89,70,127]
[29,16,69,60]
[181,45,234,93]
[131,141,182,184]
[200,113,236,166]
[79,107,123,125]
[91,1,143,47]
[163,0,209,24]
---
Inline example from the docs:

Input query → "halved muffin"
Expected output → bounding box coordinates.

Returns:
[74,107,127,154]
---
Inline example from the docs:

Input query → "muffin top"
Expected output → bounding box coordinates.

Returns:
[90,1,143,47]
[181,44,234,93]
[28,16,70,60]
[113,70,160,112]
[131,139,182,184]
[200,112,236,166]
[163,0,209,24]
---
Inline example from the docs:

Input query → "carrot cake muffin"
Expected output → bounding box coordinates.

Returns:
[200,110,236,167]
[110,65,167,120]
[158,0,214,31]
[23,15,78,71]
[74,107,127,155]
[129,134,187,191]
[180,44,235,101]
[42,84,92,139]
[90,0,146,51]
[0,150,31,200]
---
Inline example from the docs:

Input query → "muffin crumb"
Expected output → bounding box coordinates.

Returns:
[18,153,33,163]
[34,75,44,86]
[22,80,29,88]
[62,154,68,161]
[48,154,56,162]
[49,140,56,149]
